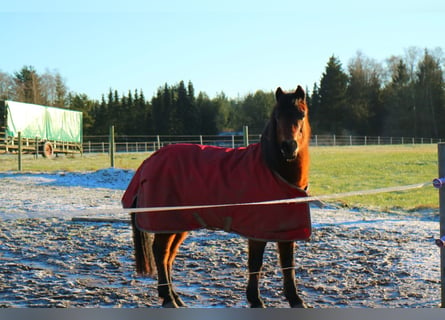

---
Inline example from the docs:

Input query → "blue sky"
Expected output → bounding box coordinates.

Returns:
[1,0,444,100]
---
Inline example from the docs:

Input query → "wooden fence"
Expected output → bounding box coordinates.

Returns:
[82,133,444,154]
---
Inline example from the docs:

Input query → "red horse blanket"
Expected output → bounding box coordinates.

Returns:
[122,143,311,242]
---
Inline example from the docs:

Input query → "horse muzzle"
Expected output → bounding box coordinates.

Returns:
[280,140,298,162]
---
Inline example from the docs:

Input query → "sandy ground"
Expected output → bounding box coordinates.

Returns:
[0,170,441,308]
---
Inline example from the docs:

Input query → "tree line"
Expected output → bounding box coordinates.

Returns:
[310,48,445,138]
[1,47,444,138]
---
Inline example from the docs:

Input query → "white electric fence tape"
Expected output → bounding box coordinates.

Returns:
[67,181,432,223]
[120,181,430,214]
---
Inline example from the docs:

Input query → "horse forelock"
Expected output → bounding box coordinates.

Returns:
[274,90,307,118]
[297,99,308,115]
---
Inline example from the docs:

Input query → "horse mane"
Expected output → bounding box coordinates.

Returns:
[260,92,310,189]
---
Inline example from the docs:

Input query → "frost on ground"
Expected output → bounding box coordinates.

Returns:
[0,169,441,307]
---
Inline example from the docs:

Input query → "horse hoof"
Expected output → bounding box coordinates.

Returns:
[162,301,179,308]
[174,297,187,307]
[291,301,310,308]
[250,302,265,308]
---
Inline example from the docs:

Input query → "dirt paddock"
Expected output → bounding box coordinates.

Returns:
[0,170,441,308]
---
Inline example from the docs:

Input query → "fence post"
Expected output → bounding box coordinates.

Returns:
[35,136,39,159]
[243,125,249,147]
[18,131,22,171]
[438,143,445,307]
[109,125,115,168]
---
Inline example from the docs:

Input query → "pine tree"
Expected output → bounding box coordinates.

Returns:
[196,92,219,134]
[13,66,43,104]
[415,50,445,137]
[151,84,172,134]
[138,90,152,135]
[382,59,413,136]
[91,95,109,135]
[54,72,68,107]
[308,83,321,132]
[68,93,96,134]
[317,56,348,134]
[239,90,274,133]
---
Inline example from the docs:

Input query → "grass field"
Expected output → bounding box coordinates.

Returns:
[309,145,437,211]
[0,144,439,211]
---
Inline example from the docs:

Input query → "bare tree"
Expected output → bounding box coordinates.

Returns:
[0,71,14,100]
[346,51,384,135]
[39,70,57,105]
[415,49,445,137]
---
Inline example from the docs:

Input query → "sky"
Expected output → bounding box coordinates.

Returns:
[1,0,444,101]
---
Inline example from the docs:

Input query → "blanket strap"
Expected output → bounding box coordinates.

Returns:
[223,217,232,233]
[192,212,207,228]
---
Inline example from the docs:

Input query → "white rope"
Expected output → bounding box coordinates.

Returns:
[67,181,431,220]
[121,181,431,215]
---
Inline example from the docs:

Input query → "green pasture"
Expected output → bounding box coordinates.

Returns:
[0,144,439,211]
[309,145,437,212]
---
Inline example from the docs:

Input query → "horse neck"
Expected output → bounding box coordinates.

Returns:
[287,148,309,189]
[260,122,310,190]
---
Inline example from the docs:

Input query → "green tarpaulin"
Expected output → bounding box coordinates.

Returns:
[5,101,82,143]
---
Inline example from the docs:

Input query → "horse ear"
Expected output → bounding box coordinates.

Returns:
[295,85,305,101]
[275,87,284,101]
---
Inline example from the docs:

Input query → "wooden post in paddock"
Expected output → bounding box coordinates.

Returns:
[243,125,249,147]
[109,125,115,168]
[438,143,445,307]
[35,136,39,159]
[17,131,22,171]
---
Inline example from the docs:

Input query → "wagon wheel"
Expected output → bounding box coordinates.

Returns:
[42,141,54,158]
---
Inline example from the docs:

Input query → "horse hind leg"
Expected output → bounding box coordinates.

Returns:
[152,233,180,307]
[277,241,306,308]
[246,239,267,308]
[166,232,188,307]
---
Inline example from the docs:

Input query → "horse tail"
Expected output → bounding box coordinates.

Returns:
[131,212,156,277]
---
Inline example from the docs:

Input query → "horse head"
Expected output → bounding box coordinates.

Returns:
[273,86,310,162]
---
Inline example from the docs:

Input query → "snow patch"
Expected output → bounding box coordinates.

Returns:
[0,168,135,190]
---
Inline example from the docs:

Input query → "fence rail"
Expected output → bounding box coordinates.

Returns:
[81,134,445,154]
[312,135,444,146]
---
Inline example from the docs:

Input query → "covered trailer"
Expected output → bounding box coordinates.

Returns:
[0,100,83,157]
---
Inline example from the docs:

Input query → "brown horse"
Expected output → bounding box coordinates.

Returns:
[123,86,311,308]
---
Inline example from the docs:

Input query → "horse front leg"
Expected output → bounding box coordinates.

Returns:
[152,233,178,308]
[277,241,306,308]
[246,239,267,308]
